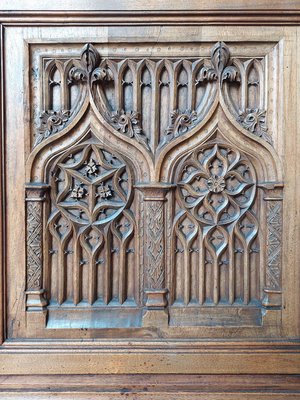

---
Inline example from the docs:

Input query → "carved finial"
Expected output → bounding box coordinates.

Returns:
[199,42,240,84]
[80,43,100,73]
[211,41,230,76]
[69,43,113,84]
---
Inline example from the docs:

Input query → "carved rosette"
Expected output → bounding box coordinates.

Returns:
[177,143,256,227]
[25,183,50,310]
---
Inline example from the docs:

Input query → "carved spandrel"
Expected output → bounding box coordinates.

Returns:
[33,42,272,156]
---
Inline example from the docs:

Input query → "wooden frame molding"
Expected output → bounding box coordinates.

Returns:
[1,1,300,25]
[0,2,299,397]
[0,374,300,399]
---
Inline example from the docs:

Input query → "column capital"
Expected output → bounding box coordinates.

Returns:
[135,182,176,201]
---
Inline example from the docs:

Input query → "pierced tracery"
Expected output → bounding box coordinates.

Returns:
[172,142,260,306]
[25,40,283,332]
[46,138,137,307]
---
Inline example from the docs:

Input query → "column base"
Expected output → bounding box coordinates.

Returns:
[145,289,168,309]
[262,288,282,308]
[26,289,48,311]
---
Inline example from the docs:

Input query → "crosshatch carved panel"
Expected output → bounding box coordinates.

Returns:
[24,40,284,336]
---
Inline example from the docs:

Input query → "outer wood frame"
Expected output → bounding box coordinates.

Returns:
[0,2,299,396]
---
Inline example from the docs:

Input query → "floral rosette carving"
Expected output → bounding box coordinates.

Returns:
[177,143,256,226]
[108,109,150,151]
[34,110,70,146]
[50,143,131,226]
[162,109,198,145]
[238,108,272,145]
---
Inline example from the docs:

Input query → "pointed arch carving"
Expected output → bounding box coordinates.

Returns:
[25,39,284,332]
[169,105,283,320]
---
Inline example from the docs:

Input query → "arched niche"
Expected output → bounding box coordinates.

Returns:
[27,107,150,183]
[160,102,282,184]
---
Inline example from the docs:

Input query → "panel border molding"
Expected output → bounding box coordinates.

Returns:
[0,4,299,392]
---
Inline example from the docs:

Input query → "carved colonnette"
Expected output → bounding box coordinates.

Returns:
[25,182,50,311]
[261,183,283,308]
[135,183,175,326]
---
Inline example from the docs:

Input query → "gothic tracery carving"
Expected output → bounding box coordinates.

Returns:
[177,143,256,227]
[173,141,260,306]
[33,42,272,154]
[46,138,137,306]
[26,40,283,331]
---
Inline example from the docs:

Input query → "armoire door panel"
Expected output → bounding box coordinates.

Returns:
[6,32,285,339]
[2,23,299,360]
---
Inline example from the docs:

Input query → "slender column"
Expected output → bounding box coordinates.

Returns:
[260,183,283,308]
[25,182,50,311]
[136,183,175,327]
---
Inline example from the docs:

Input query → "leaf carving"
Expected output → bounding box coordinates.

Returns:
[108,110,150,151]
[34,110,71,147]
[238,108,272,145]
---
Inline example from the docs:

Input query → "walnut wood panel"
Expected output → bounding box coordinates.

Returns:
[0,4,299,394]
[18,37,285,336]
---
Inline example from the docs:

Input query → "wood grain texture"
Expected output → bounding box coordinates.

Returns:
[0,1,300,25]
[0,3,299,398]
[0,374,299,399]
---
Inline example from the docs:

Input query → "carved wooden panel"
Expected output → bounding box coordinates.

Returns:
[24,39,284,336]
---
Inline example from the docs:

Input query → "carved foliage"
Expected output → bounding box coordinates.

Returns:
[69,43,113,84]
[163,110,198,145]
[35,42,272,155]
[200,41,240,83]
[238,108,272,145]
[34,110,71,146]
[108,110,150,151]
